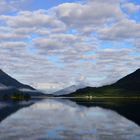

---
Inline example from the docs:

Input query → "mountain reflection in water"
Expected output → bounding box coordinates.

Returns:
[0,100,34,122]
[0,99,140,140]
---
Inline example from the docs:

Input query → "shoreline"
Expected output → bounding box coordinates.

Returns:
[31,96,140,99]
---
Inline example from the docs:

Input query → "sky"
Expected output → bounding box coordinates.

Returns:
[0,0,140,93]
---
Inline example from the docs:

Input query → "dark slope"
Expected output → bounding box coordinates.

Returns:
[66,69,140,97]
[0,69,34,90]
[0,69,45,97]
[113,69,140,91]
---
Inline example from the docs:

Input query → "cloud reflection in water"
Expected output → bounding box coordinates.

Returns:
[0,99,140,140]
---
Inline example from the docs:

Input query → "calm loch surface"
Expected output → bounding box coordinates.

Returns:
[0,99,140,140]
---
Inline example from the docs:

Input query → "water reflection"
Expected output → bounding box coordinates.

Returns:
[70,99,140,126]
[0,99,140,140]
[0,100,34,122]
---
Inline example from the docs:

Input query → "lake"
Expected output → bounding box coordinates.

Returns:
[0,98,140,140]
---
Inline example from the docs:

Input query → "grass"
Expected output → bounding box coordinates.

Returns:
[67,86,140,98]
[68,96,140,107]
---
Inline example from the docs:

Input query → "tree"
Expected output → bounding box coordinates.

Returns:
[24,93,31,101]
[3,94,10,100]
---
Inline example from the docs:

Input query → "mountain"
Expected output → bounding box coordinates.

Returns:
[0,69,34,90]
[52,85,86,96]
[66,69,140,97]
[0,69,44,97]
[0,83,7,90]
[113,69,140,91]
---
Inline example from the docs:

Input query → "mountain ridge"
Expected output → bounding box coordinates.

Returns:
[0,69,34,90]
[52,84,86,96]
[65,69,140,97]
[0,69,44,97]
[113,69,140,91]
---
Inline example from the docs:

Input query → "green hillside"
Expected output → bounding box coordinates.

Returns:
[66,69,140,98]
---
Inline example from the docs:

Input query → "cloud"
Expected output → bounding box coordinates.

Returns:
[32,33,96,57]
[0,41,26,49]
[0,0,140,92]
[135,39,140,51]
[50,0,125,33]
[97,48,132,61]
[0,32,28,41]
[1,10,66,29]
[122,2,140,14]
[0,0,32,14]
[99,19,140,41]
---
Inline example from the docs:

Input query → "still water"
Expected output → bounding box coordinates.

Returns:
[0,99,140,140]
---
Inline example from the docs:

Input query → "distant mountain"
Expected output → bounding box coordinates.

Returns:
[66,69,140,97]
[0,69,44,97]
[52,85,86,96]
